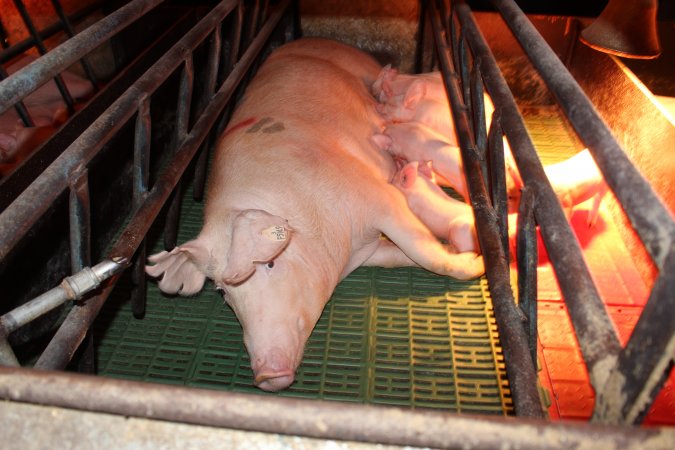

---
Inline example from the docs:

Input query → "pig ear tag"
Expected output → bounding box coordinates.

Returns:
[222,210,292,285]
[261,225,288,242]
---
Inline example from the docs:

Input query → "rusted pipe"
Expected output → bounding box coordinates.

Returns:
[1,367,674,449]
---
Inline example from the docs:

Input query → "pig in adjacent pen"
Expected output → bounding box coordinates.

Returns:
[0,54,93,176]
[145,38,484,392]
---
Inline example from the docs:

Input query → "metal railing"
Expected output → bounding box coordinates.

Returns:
[420,0,674,424]
[0,0,295,370]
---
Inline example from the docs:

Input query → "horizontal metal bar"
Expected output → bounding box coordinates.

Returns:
[34,0,288,370]
[0,0,165,115]
[0,0,238,265]
[1,367,674,449]
[428,0,543,418]
[489,0,675,271]
[455,0,622,390]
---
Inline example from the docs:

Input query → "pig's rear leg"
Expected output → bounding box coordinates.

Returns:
[377,190,484,280]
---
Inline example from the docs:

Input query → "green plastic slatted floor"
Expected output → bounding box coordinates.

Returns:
[89,107,592,416]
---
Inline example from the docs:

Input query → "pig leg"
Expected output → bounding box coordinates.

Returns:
[376,188,484,280]
[360,238,418,268]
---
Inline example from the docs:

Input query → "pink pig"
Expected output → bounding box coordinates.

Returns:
[392,160,479,253]
[372,65,446,104]
[146,39,484,393]
[544,149,608,226]
[372,121,468,200]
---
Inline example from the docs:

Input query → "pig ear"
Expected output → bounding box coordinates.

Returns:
[145,240,209,296]
[371,64,391,99]
[398,161,419,189]
[371,133,392,151]
[419,160,434,180]
[222,209,292,285]
[402,80,427,111]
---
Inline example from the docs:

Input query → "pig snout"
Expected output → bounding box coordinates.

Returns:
[251,349,297,391]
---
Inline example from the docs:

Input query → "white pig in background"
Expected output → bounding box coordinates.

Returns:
[0,54,93,173]
[145,39,484,392]
[393,160,479,253]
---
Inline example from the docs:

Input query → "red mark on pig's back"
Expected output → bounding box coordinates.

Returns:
[222,117,257,138]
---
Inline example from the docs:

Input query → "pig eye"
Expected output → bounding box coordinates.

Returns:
[215,286,225,297]
[265,261,275,269]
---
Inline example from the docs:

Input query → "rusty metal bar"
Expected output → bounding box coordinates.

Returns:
[487,112,508,259]
[2,367,674,449]
[164,57,194,250]
[516,186,538,371]
[131,97,152,318]
[193,24,222,200]
[453,0,623,399]
[32,0,289,370]
[68,168,91,272]
[469,59,488,189]
[0,0,165,116]
[428,0,544,418]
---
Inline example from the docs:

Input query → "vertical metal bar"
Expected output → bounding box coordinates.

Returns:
[69,169,91,273]
[12,0,76,113]
[68,168,94,373]
[0,337,19,366]
[163,57,193,250]
[414,0,428,73]
[163,182,182,251]
[470,60,488,189]
[516,186,537,371]
[49,0,99,91]
[594,249,675,424]
[487,112,508,261]
[131,97,151,318]
[193,26,222,201]
[429,0,543,418]
[0,66,35,127]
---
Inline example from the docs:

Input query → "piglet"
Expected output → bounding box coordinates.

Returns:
[372,66,446,104]
[372,121,468,200]
[544,149,608,226]
[392,160,479,253]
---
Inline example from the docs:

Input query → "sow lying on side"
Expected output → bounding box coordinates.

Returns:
[146,38,484,392]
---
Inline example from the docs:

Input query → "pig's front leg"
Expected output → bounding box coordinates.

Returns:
[360,238,417,268]
[376,187,484,280]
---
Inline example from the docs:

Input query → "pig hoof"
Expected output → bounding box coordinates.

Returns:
[254,370,295,392]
